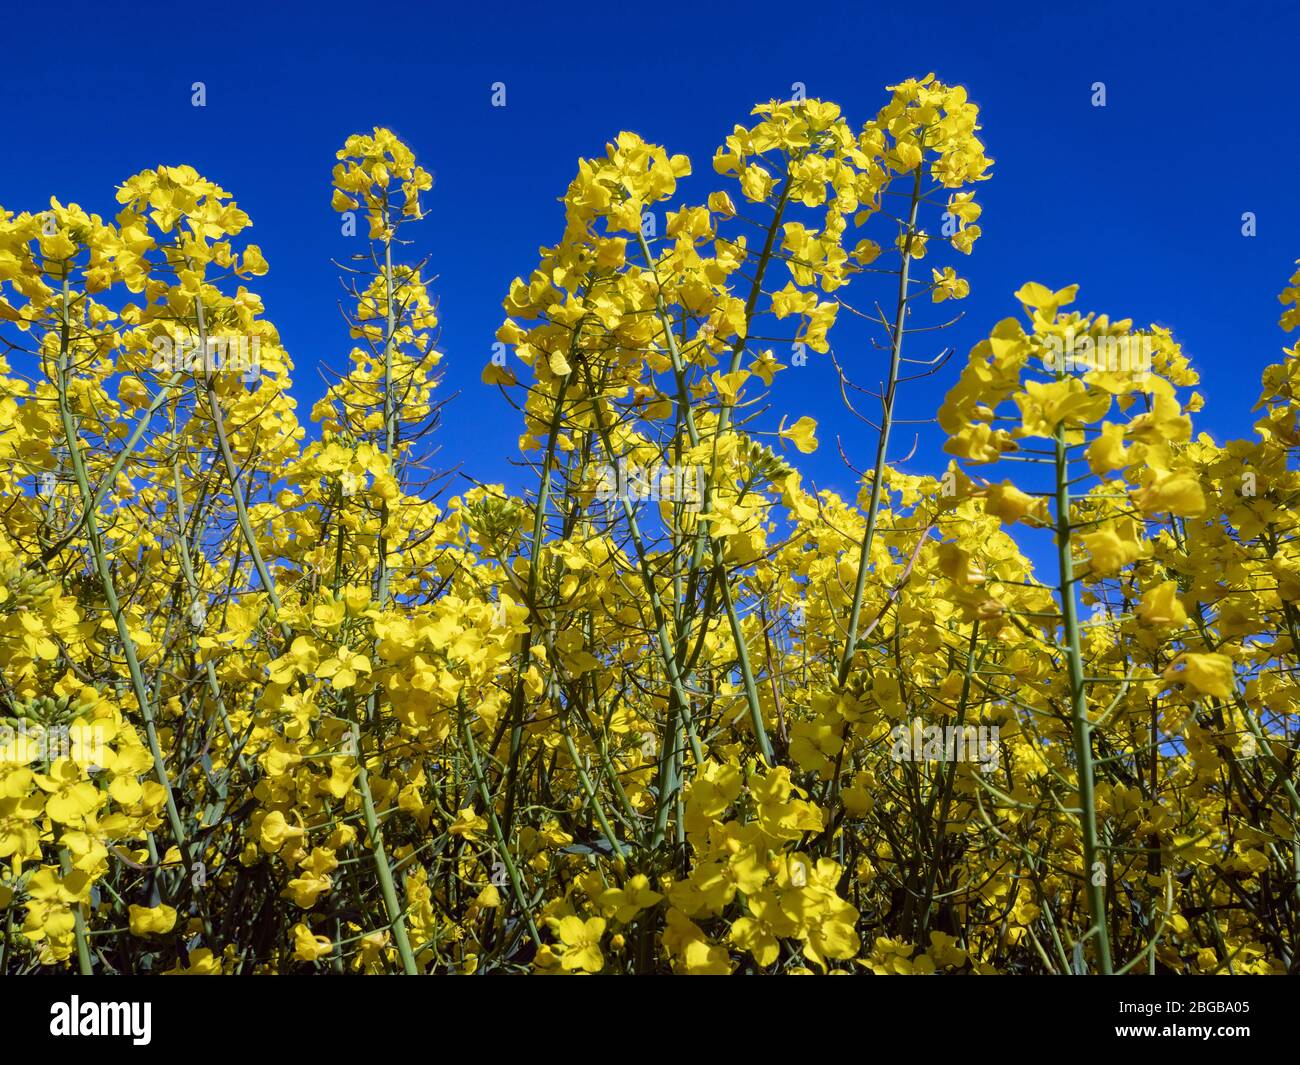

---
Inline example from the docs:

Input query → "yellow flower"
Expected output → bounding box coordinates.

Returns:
[596,875,662,923]
[1086,421,1130,474]
[778,415,818,454]
[283,873,332,909]
[749,350,785,387]
[129,903,178,937]
[164,947,223,975]
[728,889,796,967]
[1133,467,1205,517]
[1136,582,1187,628]
[931,266,969,303]
[448,807,487,841]
[983,481,1048,526]
[258,810,304,854]
[557,915,606,973]
[316,645,372,690]
[291,922,333,962]
[1163,653,1235,698]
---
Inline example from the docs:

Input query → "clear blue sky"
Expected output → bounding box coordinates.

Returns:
[3,0,1297,531]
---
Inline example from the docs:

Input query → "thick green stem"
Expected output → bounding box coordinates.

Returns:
[354,730,420,974]
[1054,420,1113,974]
[61,848,93,975]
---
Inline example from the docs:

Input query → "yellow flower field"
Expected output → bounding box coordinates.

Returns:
[2,77,1298,976]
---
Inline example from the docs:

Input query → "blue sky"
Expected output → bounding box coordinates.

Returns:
[3,0,1297,540]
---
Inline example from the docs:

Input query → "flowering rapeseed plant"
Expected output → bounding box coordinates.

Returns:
[0,77,1296,976]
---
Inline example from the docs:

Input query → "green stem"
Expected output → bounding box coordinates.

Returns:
[61,849,93,975]
[1054,416,1112,974]
[460,702,541,947]
[837,164,923,687]
[354,728,420,974]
